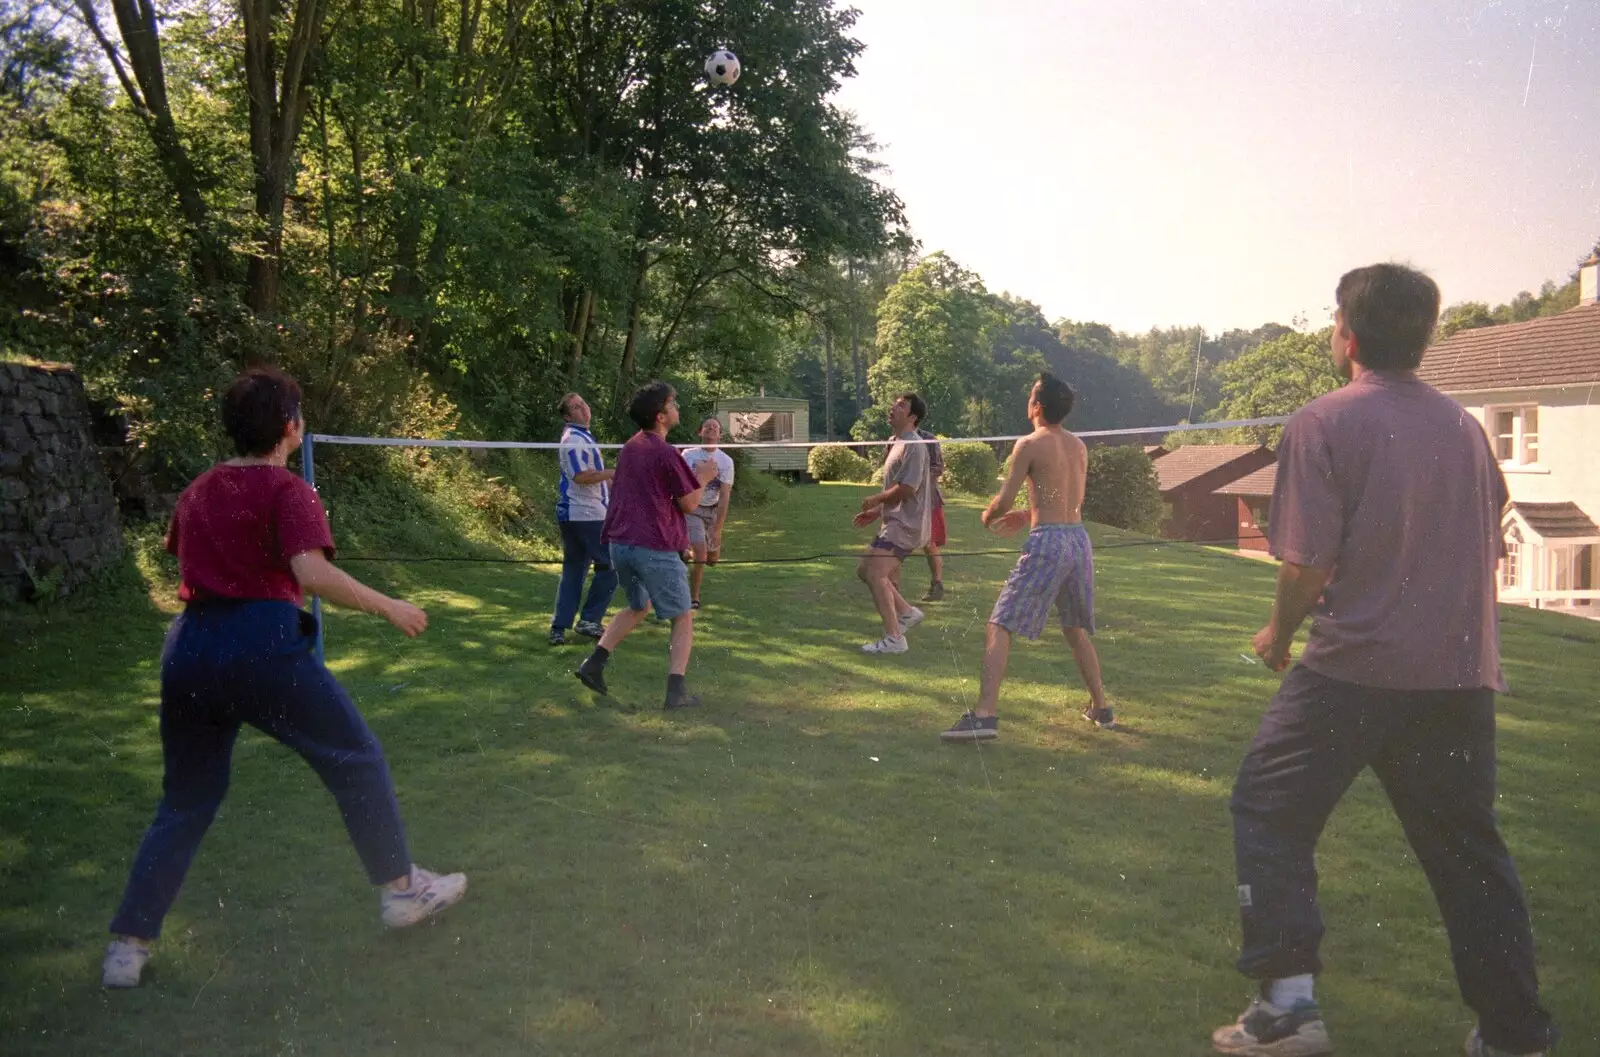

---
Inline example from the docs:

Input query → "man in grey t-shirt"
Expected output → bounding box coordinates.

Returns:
[1210,264,1556,1057]
[852,393,931,655]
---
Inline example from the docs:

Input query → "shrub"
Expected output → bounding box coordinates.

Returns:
[808,444,874,482]
[940,441,999,495]
[728,447,782,507]
[1083,444,1166,534]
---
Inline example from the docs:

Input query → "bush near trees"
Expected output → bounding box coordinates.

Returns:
[807,445,874,483]
[940,441,999,495]
[1083,445,1166,535]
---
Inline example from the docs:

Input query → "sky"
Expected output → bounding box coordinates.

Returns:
[830,0,1600,334]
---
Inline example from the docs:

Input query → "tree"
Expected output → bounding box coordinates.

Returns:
[1202,328,1341,447]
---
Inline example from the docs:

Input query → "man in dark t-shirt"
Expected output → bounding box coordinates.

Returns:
[575,381,718,710]
[1210,265,1557,1057]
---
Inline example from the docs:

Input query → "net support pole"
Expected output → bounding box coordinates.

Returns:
[300,429,326,664]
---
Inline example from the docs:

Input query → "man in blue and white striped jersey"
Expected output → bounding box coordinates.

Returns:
[550,392,617,646]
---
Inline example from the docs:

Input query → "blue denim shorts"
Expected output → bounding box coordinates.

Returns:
[609,542,693,619]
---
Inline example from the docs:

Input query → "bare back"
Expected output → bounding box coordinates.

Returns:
[1018,426,1086,526]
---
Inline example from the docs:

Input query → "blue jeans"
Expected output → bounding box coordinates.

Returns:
[610,542,693,619]
[1232,664,1556,1054]
[109,601,411,940]
[552,520,617,631]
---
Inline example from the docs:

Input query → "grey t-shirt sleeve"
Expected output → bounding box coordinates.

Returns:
[1267,411,1343,568]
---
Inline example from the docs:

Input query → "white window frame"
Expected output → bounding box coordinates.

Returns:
[1485,404,1540,467]
[1501,531,1522,591]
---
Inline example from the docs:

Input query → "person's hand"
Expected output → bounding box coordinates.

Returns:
[1253,624,1291,672]
[860,494,882,513]
[853,508,881,529]
[988,510,1030,537]
[696,460,719,483]
[385,599,429,638]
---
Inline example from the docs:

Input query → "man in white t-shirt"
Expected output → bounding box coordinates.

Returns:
[681,417,735,609]
[550,392,616,646]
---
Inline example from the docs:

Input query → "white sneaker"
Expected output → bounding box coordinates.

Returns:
[898,607,926,632]
[862,634,909,654]
[101,938,150,988]
[381,865,468,928]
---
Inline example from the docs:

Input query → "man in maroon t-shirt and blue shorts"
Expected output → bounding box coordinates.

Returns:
[575,381,718,710]
[1210,265,1557,1057]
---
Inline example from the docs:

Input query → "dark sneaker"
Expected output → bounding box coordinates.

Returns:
[1082,705,1116,730]
[940,711,998,742]
[548,628,567,646]
[1465,1028,1546,1057]
[574,657,608,696]
[664,689,701,711]
[691,600,701,610]
[922,581,945,602]
[1212,996,1331,1056]
[574,620,604,639]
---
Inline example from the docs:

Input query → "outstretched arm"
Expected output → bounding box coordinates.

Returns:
[982,440,1031,527]
[290,550,428,636]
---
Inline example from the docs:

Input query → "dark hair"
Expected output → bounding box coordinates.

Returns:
[627,380,675,431]
[1335,263,1441,371]
[1033,372,1076,425]
[556,392,582,419]
[222,367,301,456]
[897,392,926,428]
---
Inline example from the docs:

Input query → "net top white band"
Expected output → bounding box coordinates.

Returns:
[308,415,1289,450]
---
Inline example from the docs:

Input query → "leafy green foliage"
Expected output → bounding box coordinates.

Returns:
[940,441,999,495]
[807,443,874,482]
[1198,329,1343,447]
[1083,445,1166,534]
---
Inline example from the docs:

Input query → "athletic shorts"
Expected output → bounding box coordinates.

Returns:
[989,523,1095,639]
[930,505,947,548]
[609,542,693,620]
[869,535,911,561]
[685,509,716,548]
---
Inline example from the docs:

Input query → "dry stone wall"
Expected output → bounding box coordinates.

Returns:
[1,361,123,603]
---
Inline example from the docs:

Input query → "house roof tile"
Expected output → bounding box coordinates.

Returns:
[1508,501,1600,540]
[1418,302,1600,393]
[1213,464,1278,497]
[1154,445,1271,492]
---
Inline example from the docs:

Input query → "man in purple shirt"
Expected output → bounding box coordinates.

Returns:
[1211,265,1557,1057]
[575,381,718,710]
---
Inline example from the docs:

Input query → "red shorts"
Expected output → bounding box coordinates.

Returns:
[930,505,947,548]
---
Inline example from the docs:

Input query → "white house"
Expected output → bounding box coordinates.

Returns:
[1417,254,1600,613]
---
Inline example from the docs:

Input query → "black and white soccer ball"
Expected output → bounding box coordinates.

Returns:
[704,49,740,86]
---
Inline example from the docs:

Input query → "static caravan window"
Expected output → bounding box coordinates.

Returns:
[729,412,795,443]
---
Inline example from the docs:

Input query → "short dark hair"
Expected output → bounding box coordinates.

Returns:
[627,380,675,431]
[1033,372,1075,425]
[556,392,582,419]
[897,392,926,428]
[222,367,301,456]
[1335,263,1441,371]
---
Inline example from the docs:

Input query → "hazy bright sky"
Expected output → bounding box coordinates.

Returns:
[831,0,1600,333]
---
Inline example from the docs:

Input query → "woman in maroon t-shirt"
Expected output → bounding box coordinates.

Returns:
[101,368,468,990]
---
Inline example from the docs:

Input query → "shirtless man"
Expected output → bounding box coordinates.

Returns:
[941,372,1113,742]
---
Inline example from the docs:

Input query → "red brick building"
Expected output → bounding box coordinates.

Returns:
[1153,444,1276,544]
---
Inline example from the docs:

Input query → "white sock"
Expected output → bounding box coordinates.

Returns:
[1268,974,1315,1009]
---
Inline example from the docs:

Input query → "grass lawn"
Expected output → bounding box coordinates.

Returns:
[2,482,1596,1056]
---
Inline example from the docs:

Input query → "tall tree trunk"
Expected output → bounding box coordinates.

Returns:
[567,288,593,382]
[241,0,331,317]
[615,248,648,400]
[84,0,226,287]
[849,258,868,410]
[823,326,835,441]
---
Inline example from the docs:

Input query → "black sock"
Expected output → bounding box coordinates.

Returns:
[667,673,686,695]
[590,646,610,666]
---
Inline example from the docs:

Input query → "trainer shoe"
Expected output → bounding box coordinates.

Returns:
[574,620,604,639]
[575,656,609,695]
[664,689,701,711]
[898,606,926,633]
[940,711,998,742]
[101,938,150,988]
[861,634,909,654]
[922,582,945,602]
[1465,1028,1546,1057]
[1082,704,1116,730]
[1212,995,1331,1056]
[381,865,468,928]
[548,628,566,646]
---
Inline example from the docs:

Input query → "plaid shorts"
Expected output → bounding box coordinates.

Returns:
[989,523,1095,639]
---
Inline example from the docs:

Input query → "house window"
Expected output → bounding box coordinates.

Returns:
[1500,531,1522,591]
[729,411,794,443]
[1487,405,1539,466]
